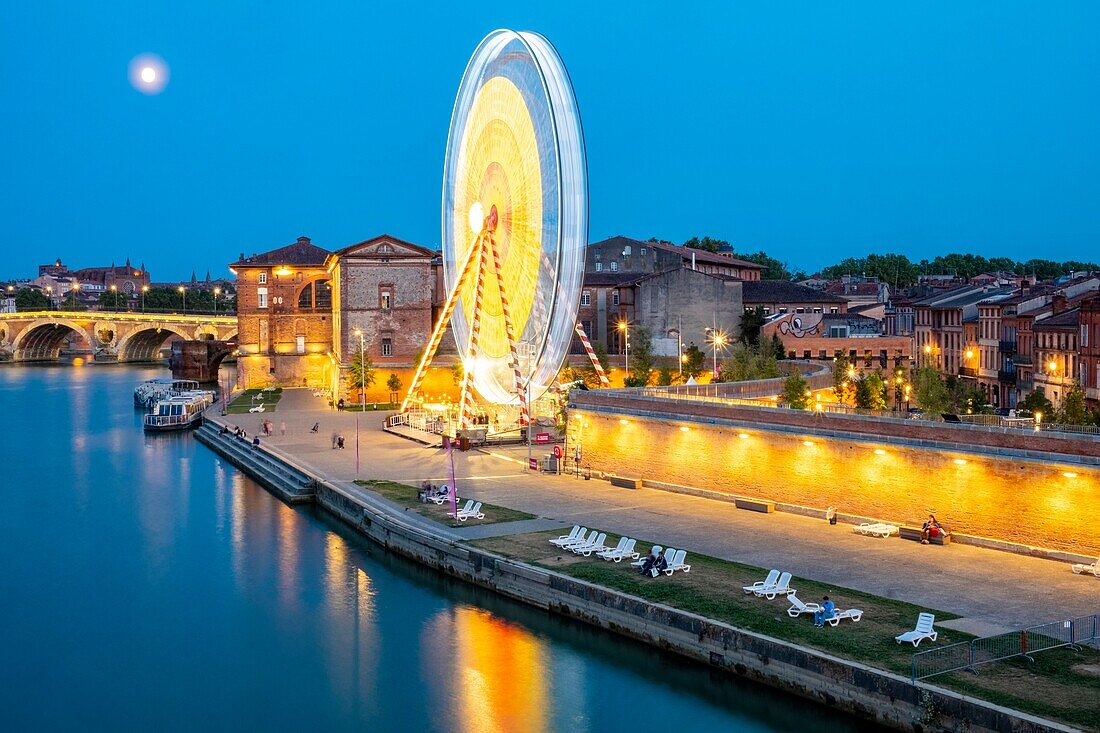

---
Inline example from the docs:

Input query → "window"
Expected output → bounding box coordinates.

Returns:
[611,291,619,306]
[380,291,392,310]
[257,287,268,309]
[296,336,305,354]
[623,245,631,255]
[595,262,603,272]
[594,250,601,259]
[609,261,618,272]
[640,247,647,256]
[795,307,805,314]
[812,307,822,314]
[580,291,591,306]
[258,272,267,284]
[778,307,788,314]
[829,307,839,314]
[1082,324,1089,348]
[763,307,771,315]
[298,283,313,309]
[381,337,392,357]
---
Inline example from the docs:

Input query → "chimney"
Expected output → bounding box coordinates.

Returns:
[239,252,245,261]
[1052,293,1067,314]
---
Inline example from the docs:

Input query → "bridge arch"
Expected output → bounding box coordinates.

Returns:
[14,319,94,362]
[116,325,192,363]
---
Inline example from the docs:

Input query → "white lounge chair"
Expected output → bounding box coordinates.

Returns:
[601,538,638,562]
[755,571,795,600]
[456,501,484,522]
[249,403,265,413]
[425,490,452,506]
[562,529,597,552]
[786,594,822,618]
[1070,555,1099,577]
[575,532,608,555]
[551,526,582,546]
[896,613,938,647]
[448,499,474,518]
[743,569,780,595]
[854,522,898,538]
[631,545,662,568]
[663,549,691,575]
[824,609,864,627]
[596,536,629,559]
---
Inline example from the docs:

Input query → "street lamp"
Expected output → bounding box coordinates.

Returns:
[178,285,186,313]
[617,320,629,375]
[213,287,221,315]
[353,328,365,410]
[45,285,53,310]
[709,330,727,378]
[70,282,79,309]
[110,284,118,311]
[141,285,149,314]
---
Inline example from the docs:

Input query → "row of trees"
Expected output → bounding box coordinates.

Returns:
[345,353,403,403]
[650,236,794,280]
[10,286,236,313]
[818,253,1099,286]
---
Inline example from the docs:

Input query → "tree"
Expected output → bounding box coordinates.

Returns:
[770,333,787,360]
[739,251,792,281]
[1017,389,1054,418]
[892,356,909,408]
[1055,383,1091,425]
[624,327,653,387]
[682,235,727,253]
[739,306,765,346]
[862,371,889,410]
[781,371,809,410]
[579,341,611,388]
[681,343,706,379]
[656,367,673,386]
[386,373,403,402]
[911,366,951,413]
[14,288,48,311]
[347,353,377,398]
[832,354,855,404]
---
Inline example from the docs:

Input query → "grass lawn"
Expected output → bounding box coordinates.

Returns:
[354,479,537,528]
[470,529,1100,730]
[227,388,283,414]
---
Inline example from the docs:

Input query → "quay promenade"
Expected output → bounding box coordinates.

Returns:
[219,389,1099,638]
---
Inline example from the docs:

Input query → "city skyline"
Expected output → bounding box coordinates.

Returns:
[3,3,1098,280]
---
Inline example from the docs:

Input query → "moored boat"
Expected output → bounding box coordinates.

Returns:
[143,390,216,432]
[134,378,201,408]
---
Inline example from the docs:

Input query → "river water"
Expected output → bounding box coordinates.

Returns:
[0,365,874,732]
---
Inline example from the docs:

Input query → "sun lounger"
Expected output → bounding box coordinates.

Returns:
[249,403,265,413]
[1070,555,1099,577]
[596,536,629,559]
[824,609,863,626]
[455,501,483,522]
[743,569,780,595]
[631,545,662,568]
[600,538,638,562]
[425,491,452,506]
[562,529,597,552]
[755,571,795,600]
[663,549,691,575]
[574,532,608,555]
[896,613,938,647]
[447,499,474,518]
[854,522,899,538]
[551,526,582,546]
[786,594,822,618]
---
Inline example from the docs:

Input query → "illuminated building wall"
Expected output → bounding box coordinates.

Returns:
[572,409,1099,555]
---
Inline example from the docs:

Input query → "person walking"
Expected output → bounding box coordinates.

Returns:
[279,421,286,436]
[331,431,339,449]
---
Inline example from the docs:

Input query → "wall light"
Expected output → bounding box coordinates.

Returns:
[1062,472,1078,479]
[679,426,690,432]
[619,419,629,425]
[803,440,814,447]
[953,458,968,465]
[874,449,887,456]
[738,433,749,439]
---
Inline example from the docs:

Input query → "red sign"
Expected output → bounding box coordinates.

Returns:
[552,445,563,459]
[535,432,551,444]
[528,458,538,470]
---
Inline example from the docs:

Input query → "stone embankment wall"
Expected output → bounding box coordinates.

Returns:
[570,392,1100,557]
[195,423,1075,733]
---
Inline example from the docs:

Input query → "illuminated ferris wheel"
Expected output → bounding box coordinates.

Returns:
[402,29,591,427]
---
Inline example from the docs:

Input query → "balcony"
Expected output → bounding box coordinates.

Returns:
[959,366,978,378]
[997,369,1017,384]
[998,340,1016,353]
[1014,354,1033,366]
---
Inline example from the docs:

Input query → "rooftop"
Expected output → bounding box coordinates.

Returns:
[743,280,847,304]
[592,235,764,271]
[231,236,331,268]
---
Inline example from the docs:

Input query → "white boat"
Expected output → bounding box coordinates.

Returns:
[134,378,201,408]
[143,391,217,432]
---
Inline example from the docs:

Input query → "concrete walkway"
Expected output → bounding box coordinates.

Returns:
[220,389,1100,637]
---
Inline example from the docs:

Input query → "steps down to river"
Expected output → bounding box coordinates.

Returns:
[194,423,316,504]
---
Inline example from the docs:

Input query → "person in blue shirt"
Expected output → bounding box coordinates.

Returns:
[814,596,836,627]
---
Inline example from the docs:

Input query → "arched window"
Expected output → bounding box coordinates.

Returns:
[296,280,333,311]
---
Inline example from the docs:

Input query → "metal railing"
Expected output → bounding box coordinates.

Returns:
[911,613,1100,681]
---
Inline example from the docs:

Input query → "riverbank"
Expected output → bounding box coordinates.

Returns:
[194,414,1091,733]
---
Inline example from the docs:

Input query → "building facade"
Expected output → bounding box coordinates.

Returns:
[230,236,334,389]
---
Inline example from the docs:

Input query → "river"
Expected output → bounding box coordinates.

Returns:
[0,364,875,732]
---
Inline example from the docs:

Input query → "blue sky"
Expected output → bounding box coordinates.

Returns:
[2,1,1098,280]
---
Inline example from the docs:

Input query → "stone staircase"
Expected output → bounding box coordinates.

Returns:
[194,422,317,504]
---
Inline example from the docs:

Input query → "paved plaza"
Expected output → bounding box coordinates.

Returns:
[222,389,1099,637]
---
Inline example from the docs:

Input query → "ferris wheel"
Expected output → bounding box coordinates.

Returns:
[402,29,591,426]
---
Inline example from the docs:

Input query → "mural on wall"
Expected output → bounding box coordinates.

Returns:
[774,313,822,339]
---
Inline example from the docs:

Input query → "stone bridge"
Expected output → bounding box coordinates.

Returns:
[0,311,237,363]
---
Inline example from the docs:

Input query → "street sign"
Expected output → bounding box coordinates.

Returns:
[552,445,562,459]
[535,432,551,444]
[528,457,538,470]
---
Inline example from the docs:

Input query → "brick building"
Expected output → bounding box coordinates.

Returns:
[585,236,764,281]
[761,312,910,369]
[1081,296,1100,408]
[230,236,334,389]
[741,280,848,317]
[326,234,441,401]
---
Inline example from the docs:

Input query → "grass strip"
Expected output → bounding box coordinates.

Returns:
[227,388,283,414]
[470,529,1100,730]
[355,479,537,528]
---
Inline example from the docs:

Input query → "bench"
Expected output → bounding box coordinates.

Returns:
[609,476,642,489]
[899,526,951,545]
[735,498,775,514]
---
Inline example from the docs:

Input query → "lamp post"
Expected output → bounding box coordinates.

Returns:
[213,287,220,315]
[70,282,79,310]
[110,284,118,311]
[353,328,365,410]
[178,285,186,313]
[617,320,629,376]
[676,314,683,377]
[45,286,53,310]
[710,330,727,379]
[141,285,149,314]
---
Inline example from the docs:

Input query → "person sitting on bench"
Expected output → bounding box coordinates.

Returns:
[920,514,943,545]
